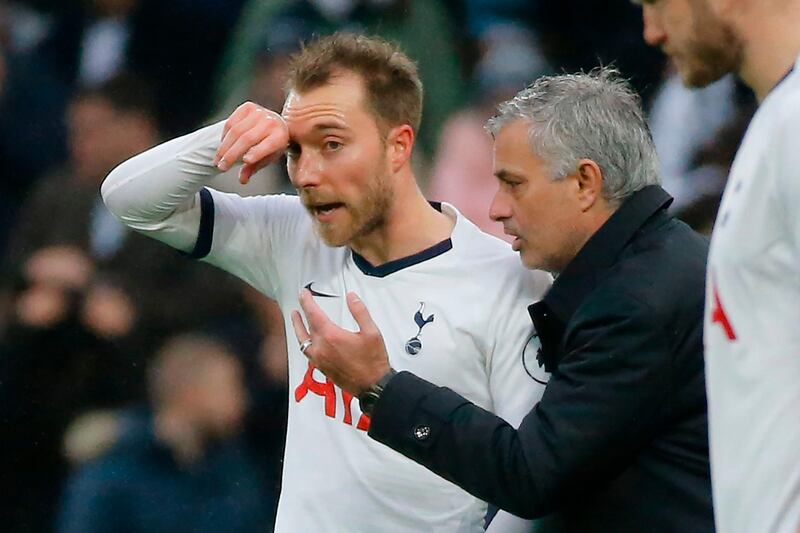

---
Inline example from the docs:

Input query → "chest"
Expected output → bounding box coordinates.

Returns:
[294,264,491,382]
[710,126,793,274]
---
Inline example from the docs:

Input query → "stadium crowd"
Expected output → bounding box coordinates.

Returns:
[0,1,755,532]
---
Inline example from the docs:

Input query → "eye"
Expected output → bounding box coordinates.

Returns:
[286,142,301,160]
[324,140,343,152]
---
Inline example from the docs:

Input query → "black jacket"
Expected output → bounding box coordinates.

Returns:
[369,186,713,532]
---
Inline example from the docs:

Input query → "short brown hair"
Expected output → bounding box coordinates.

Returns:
[286,32,423,134]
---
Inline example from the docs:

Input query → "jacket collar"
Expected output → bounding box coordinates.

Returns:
[530,185,673,327]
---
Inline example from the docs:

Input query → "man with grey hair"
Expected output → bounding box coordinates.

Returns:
[293,69,714,531]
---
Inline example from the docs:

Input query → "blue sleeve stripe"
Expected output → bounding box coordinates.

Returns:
[188,187,214,259]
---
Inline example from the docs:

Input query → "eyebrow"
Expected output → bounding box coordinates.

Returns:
[494,169,526,181]
[312,122,347,132]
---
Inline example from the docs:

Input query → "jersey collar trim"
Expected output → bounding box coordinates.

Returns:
[351,201,453,277]
[352,238,453,278]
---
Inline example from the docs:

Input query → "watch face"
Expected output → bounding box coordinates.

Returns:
[359,391,380,416]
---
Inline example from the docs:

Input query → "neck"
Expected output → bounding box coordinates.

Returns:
[738,7,800,101]
[350,173,454,266]
[556,206,615,274]
[154,409,205,465]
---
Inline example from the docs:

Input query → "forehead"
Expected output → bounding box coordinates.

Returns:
[282,72,372,135]
[493,120,550,175]
[494,121,533,161]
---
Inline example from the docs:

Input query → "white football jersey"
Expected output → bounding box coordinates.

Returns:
[101,122,552,532]
[705,57,800,533]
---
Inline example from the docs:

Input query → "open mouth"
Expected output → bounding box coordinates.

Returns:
[308,202,345,221]
[504,231,521,251]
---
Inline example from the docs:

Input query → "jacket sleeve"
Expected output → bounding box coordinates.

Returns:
[368,292,672,519]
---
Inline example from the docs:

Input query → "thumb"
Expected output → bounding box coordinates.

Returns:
[239,164,255,184]
[346,292,377,334]
[239,152,283,184]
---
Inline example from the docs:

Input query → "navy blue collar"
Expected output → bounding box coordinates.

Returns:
[352,238,453,278]
[351,201,453,277]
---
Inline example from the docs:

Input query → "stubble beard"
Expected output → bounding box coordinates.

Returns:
[315,168,393,248]
[679,7,744,88]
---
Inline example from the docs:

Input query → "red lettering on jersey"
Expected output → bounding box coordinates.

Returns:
[295,363,336,418]
[295,362,370,430]
[356,414,371,431]
[711,280,737,341]
[342,391,371,431]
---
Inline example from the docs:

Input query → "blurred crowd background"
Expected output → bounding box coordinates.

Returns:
[0,1,755,531]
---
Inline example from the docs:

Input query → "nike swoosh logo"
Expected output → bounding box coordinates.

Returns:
[304,282,338,298]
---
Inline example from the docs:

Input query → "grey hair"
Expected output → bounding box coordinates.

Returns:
[486,68,660,205]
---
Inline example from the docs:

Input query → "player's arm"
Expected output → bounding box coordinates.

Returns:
[368,291,672,519]
[101,102,288,252]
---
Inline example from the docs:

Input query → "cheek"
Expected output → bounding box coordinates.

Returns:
[527,195,572,242]
[340,150,383,191]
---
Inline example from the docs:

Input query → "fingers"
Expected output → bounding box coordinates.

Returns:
[219,102,253,142]
[298,288,332,333]
[222,102,255,135]
[346,292,377,333]
[214,103,288,172]
[239,165,255,185]
[216,111,264,170]
[239,162,272,185]
[239,143,285,184]
[242,132,288,165]
[290,310,311,349]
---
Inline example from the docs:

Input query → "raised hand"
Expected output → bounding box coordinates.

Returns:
[213,101,289,184]
[291,289,391,396]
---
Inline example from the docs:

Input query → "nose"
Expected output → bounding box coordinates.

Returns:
[489,189,511,222]
[642,5,667,47]
[290,153,322,189]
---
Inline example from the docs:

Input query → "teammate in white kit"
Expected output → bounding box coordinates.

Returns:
[101,33,550,532]
[639,0,800,531]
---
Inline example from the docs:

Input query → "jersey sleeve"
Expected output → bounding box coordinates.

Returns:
[101,119,309,298]
[486,267,552,428]
[198,189,310,297]
[101,121,229,252]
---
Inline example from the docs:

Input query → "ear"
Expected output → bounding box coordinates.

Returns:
[575,158,604,212]
[386,125,415,173]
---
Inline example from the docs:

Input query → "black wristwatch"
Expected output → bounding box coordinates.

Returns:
[358,368,397,416]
